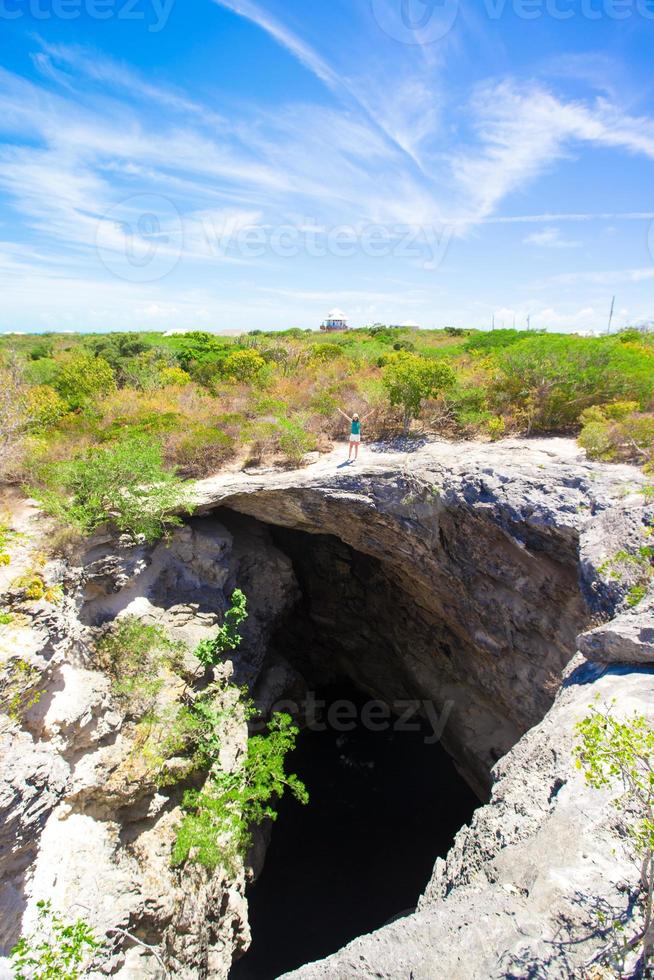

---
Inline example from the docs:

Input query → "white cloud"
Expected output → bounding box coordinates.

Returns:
[451,81,654,223]
[524,227,581,248]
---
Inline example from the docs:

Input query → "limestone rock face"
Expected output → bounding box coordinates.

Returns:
[1,437,653,979]
[0,515,299,979]
[193,438,651,795]
[578,591,654,663]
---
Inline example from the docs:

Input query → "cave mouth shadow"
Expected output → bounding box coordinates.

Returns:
[229,682,479,980]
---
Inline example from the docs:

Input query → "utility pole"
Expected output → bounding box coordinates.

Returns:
[512,314,516,329]
[607,295,615,334]
[492,314,495,331]
[527,314,531,331]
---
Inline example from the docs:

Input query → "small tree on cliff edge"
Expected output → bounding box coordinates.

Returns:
[575,701,654,975]
[382,352,456,434]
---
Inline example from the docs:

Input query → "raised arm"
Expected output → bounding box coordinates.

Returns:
[361,409,374,421]
[337,408,352,423]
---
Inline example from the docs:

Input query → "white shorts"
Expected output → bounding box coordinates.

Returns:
[349,434,361,443]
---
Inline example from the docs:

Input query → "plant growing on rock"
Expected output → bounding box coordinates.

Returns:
[96,616,186,718]
[172,711,308,870]
[0,658,44,722]
[575,703,654,975]
[10,899,101,979]
[195,589,248,668]
[0,518,19,565]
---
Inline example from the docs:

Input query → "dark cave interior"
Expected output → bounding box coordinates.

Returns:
[229,682,478,980]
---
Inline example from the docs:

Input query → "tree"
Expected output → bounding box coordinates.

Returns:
[575,702,654,974]
[382,352,456,432]
[33,434,192,543]
[54,353,116,409]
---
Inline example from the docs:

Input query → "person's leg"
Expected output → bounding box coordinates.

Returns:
[348,439,353,459]
[354,440,359,459]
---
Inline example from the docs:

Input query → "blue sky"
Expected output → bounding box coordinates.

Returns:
[1,0,654,333]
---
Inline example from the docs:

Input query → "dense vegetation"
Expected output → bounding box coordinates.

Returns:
[1,325,653,543]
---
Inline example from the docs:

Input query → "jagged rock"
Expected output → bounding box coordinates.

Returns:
[578,591,654,663]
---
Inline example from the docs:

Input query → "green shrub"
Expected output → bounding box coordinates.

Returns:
[490,336,654,432]
[54,353,116,409]
[11,900,100,980]
[221,350,266,382]
[32,434,192,542]
[465,328,536,353]
[24,386,68,429]
[167,424,234,478]
[309,344,344,363]
[382,353,456,432]
[172,712,308,869]
[195,590,248,668]
[278,418,317,465]
[579,406,654,465]
[487,416,506,441]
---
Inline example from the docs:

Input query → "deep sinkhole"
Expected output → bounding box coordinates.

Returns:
[212,503,586,978]
[229,683,478,980]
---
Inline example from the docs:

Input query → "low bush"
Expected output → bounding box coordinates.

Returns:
[579,405,654,466]
[96,616,186,718]
[165,424,235,478]
[32,434,192,543]
[54,353,116,409]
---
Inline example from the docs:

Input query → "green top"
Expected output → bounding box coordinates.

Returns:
[351,420,361,435]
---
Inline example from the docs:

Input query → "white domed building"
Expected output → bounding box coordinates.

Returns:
[320,308,348,332]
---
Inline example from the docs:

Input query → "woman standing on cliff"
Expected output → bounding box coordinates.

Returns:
[338,408,372,462]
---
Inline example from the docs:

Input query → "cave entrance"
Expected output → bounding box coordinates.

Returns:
[230,682,478,980]
[210,503,587,978]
